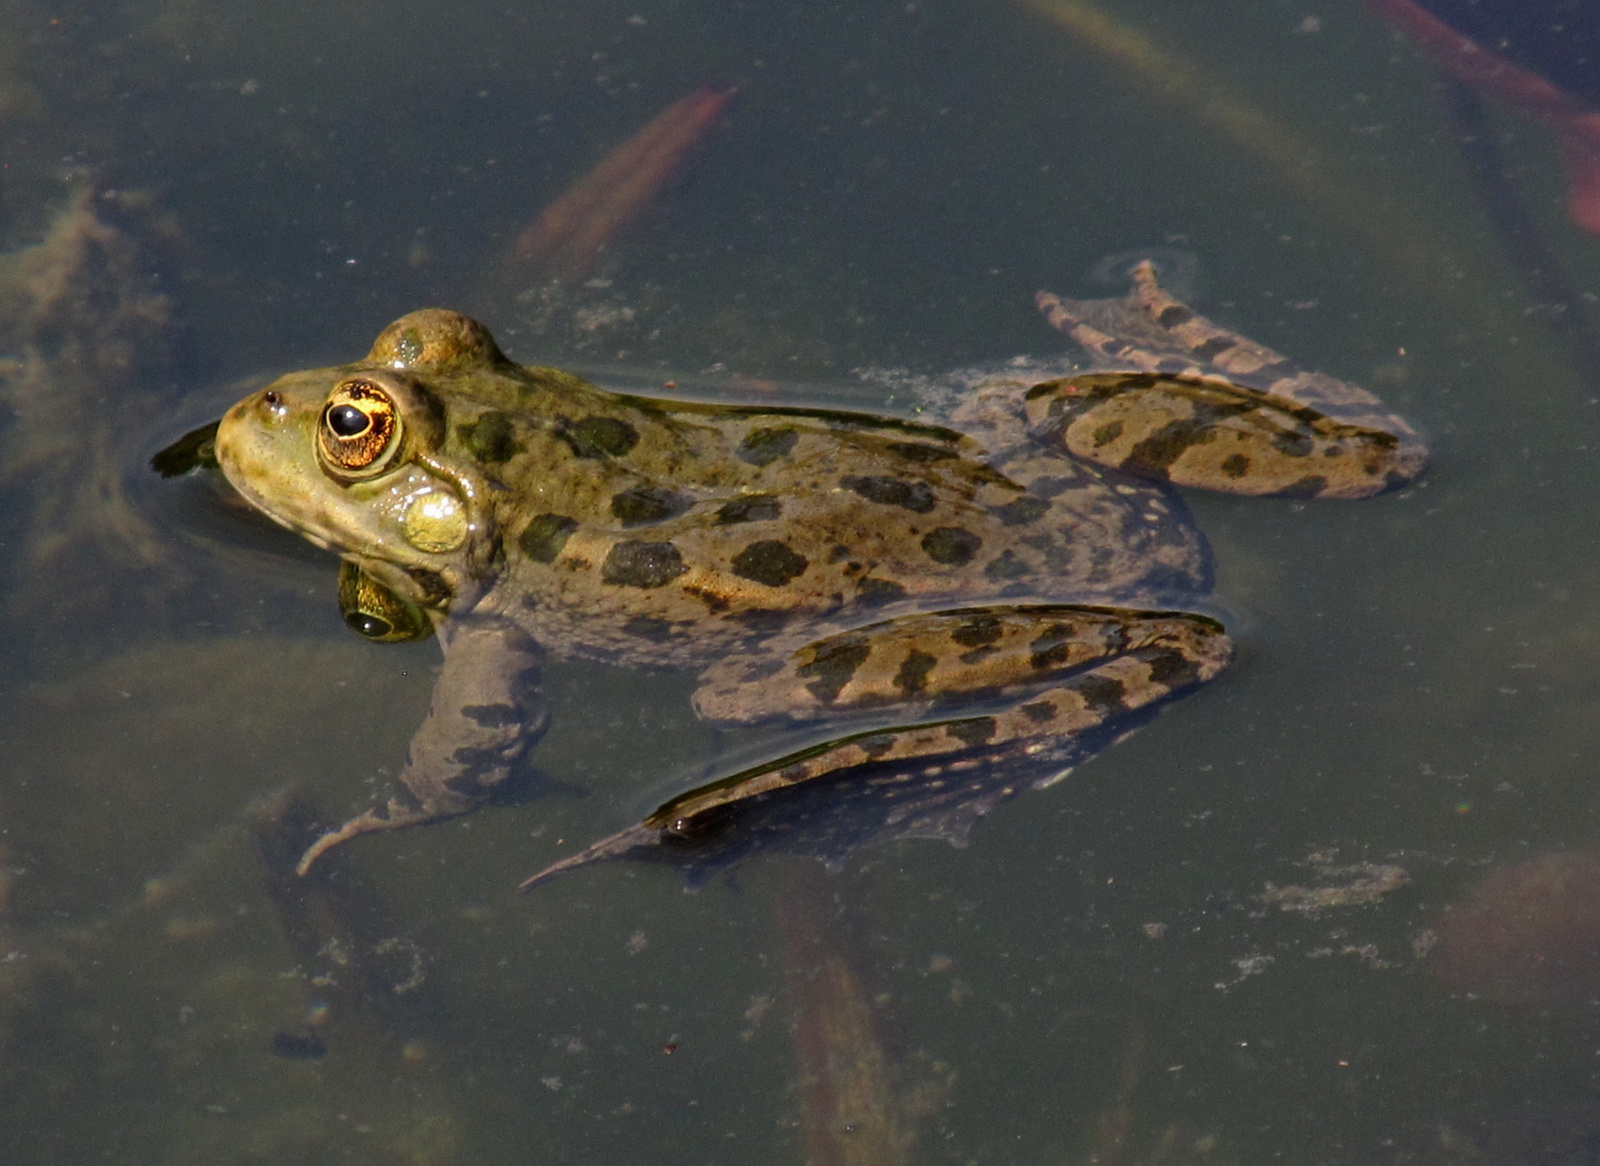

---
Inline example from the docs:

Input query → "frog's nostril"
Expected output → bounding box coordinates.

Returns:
[263,391,281,406]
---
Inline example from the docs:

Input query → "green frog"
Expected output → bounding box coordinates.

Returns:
[210,262,1426,887]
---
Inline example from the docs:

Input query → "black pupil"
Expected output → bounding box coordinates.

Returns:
[328,403,370,437]
[345,611,392,638]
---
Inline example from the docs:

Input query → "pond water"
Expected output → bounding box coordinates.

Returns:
[3,0,1599,1162]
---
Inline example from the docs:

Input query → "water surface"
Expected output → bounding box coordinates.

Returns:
[2,1,1597,1161]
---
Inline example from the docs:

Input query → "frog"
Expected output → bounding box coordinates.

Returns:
[209,261,1426,888]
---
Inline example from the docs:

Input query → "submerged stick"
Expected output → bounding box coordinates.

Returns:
[504,82,739,283]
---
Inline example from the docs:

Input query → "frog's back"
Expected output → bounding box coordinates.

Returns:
[465,373,1208,667]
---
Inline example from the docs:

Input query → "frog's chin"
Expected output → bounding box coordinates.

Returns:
[259,505,331,550]
[217,464,345,556]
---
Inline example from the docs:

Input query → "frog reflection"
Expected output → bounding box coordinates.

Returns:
[203,264,1425,885]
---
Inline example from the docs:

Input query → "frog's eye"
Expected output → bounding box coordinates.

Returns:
[337,561,433,643]
[318,378,403,478]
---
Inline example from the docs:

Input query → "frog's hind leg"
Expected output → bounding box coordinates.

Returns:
[1033,261,1427,498]
[519,605,1230,890]
[693,604,1216,726]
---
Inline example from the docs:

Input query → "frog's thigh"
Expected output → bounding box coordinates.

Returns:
[696,605,1223,724]
[1024,374,1416,499]
[663,606,1230,829]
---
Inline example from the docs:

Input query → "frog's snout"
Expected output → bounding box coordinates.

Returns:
[215,385,305,492]
[227,386,292,430]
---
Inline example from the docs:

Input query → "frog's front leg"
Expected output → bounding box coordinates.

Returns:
[297,616,547,875]
[519,605,1229,889]
[1032,260,1427,498]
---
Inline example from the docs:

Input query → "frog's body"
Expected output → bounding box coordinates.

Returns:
[213,264,1425,885]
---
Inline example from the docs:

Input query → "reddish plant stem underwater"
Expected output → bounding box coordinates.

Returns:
[778,884,914,1166]
[509,81,739,282]
[1368,0,1600,231]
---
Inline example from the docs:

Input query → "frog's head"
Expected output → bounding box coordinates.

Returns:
[216,309,509,619]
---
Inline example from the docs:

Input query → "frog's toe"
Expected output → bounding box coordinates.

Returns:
[518,823,664,892]
[296,797,461,876]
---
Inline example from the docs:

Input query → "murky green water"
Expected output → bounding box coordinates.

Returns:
[4,0,1599,1161]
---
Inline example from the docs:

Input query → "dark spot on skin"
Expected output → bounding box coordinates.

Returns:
[858,734,897,758]
[1157,304,1192,327]
[958,645,997,665]
[841,475,936,513]
[602,540,688,588]
[1275,474,1329,498]
[731,540,810,587]
[1191,336,1238,362]
[968,462,1019,490]
[886,441,958,462]
[1020,700,1055,723]
[1146,648,1203,689]
[922,527,982,566]
[444,749,502,787]
[1030,622,1099,671]
[984,551,1030,581]
[611,484,691,526]
[798,637,871,704]
[463,703,519,728]
[827,544,852,563]
[1118,395,1261,474]
[623,615,674,641]
[683,585,730,612]
[559,415,640,459]
[1220,453,1251,478]
[894,649,938,695]
[1075,675,1128,716]
[737,427,798,466]
[947,716,997,747]
[519,513,578,562]
[1123,420,1211,473]
[729,608,791,632]
[458,411,519,463]
[1270,431,1314,459]
[1092,420,1125,448]
[716,494,781,524]
[991,495,1051,526]
[952,613,1004,648]
[856,577,908,605]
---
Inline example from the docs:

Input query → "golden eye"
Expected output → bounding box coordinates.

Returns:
[337,562,433,642]
[318,378,402,477]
